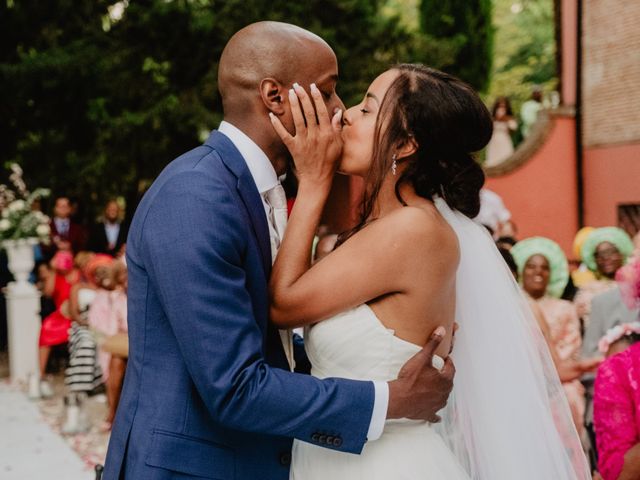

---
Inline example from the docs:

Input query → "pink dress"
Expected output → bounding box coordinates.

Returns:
[537,296,586,435]
[88,288,128,381]
[594,342,640,480]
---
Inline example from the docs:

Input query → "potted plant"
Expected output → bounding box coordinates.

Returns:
[0,163,50,289]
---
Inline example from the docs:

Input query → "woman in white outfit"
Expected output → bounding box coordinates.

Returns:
[269,64,589,479]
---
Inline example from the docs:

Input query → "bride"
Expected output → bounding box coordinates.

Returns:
[269,64,589,479]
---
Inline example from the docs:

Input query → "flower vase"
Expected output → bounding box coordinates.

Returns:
[3,238,38,293]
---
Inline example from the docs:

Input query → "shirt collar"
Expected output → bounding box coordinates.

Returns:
[218,121,279,195]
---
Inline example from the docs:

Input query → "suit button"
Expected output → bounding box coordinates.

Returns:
[279,452,291,466]
[333,437,343,447]
[326,435,334,445]
[318,434,327,444]
[311,433,320,442]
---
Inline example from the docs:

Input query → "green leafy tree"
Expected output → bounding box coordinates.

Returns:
[0,0,463,223]
[419,0,494,92]
[487,0,557,114]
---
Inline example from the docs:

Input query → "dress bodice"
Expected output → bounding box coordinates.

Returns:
[292,304,468,480]
[305,304,426,382]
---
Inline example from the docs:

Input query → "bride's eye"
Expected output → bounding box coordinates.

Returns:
[360,108,369,114]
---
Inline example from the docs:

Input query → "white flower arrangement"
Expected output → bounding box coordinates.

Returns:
[0,163,51,244]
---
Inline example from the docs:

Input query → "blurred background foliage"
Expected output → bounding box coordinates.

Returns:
[0,0,555,222]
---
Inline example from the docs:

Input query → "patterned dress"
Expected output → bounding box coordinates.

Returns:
[594,342,640,480]
[536,296,586,436]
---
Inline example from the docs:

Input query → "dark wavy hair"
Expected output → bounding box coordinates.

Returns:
[339,64,493,244]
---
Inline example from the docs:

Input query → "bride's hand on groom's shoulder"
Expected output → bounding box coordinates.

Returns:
[387,326,455,423]
[270,83,343,196]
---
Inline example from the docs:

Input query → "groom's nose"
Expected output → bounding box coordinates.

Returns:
[331,93,346,114]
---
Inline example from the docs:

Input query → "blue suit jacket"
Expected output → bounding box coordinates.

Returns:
[103,131,375,479]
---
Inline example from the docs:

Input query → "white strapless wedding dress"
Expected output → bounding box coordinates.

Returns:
[290,304,470,480]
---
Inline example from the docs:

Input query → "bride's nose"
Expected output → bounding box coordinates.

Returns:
[342,109,353,127]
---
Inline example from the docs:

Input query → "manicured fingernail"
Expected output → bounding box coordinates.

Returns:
[268,112,275,119]
[434,326,446,337]
[292,82,300,90]
[310,83,318,93]
[289,89,296,99]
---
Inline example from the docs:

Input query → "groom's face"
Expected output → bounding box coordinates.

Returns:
[278,43,344,138]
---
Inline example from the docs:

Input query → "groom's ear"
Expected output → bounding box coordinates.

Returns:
[260,78,286,116]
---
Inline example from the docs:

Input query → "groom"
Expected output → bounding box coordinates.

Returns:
[104,22,455,479]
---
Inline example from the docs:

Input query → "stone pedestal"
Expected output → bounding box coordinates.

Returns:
[3,239,41,384]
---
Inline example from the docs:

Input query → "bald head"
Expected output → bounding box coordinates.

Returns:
[218,22,334,115]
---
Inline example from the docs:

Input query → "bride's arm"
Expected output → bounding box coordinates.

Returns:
[269,85,447,328]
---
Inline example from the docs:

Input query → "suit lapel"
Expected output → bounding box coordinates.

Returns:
[206,131,272,278]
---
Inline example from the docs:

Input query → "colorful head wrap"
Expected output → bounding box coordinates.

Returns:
[573,226,595,259]
[511,237,569,298]
[581,227,634,272]
[84,254,114,285]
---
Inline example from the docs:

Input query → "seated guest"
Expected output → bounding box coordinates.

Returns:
[46,196,86,256]
[593,256,640,480]
[512,237,591,436]
[574,227,635,329]
[39,251,80,396]
[89,260,128,428]
[594,327,640,480]
[62,253,114,434]
[87,200,127,257]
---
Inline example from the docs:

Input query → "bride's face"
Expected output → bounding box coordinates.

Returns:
[338,69,400,176]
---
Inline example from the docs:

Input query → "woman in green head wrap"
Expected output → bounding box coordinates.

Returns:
[574,227,634,327]
[512,237,586,436]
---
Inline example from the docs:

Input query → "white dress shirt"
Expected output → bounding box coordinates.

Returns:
[104,222,121,248]
[217,121,388,442]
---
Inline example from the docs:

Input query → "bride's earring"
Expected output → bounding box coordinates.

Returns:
[392,154,398,176]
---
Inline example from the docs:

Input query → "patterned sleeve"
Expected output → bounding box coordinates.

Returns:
[594,354,638,480]
[556,302,582,361]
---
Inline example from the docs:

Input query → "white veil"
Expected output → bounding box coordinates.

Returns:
[434,197,590,480]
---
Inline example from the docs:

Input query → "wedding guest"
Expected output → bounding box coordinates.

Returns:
[39,251,80,396]
[87,200,128,257]
[512,237,588,435]
[62,254,113,434]
[520,86,543,138]
[47,196,86,256]
[571,227,596,288]
[485,96,518,167]
[574,227,635,329]
[594,331,640,479]
[89,260,128,427]
[474,188,511,237]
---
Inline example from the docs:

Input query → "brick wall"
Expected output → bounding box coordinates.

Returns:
[582,0,640,147]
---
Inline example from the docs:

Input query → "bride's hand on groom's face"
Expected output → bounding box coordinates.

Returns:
[387,326,455,423]
[270,83,343,195]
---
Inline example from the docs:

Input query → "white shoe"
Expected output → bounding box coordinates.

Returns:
[39,380,54,398]
[62,405,88,434]
[62,393,89,435]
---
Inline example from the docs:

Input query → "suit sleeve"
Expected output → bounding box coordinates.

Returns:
[140,171,374,454]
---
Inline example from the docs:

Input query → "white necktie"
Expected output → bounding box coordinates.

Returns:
[263,184,295,370]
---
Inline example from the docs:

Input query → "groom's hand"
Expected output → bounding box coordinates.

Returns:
[387,326,455,423]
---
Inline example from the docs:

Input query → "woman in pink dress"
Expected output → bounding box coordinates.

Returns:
[594,256,640,480]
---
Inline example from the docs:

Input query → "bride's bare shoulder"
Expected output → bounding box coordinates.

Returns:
[358,205,459,260]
